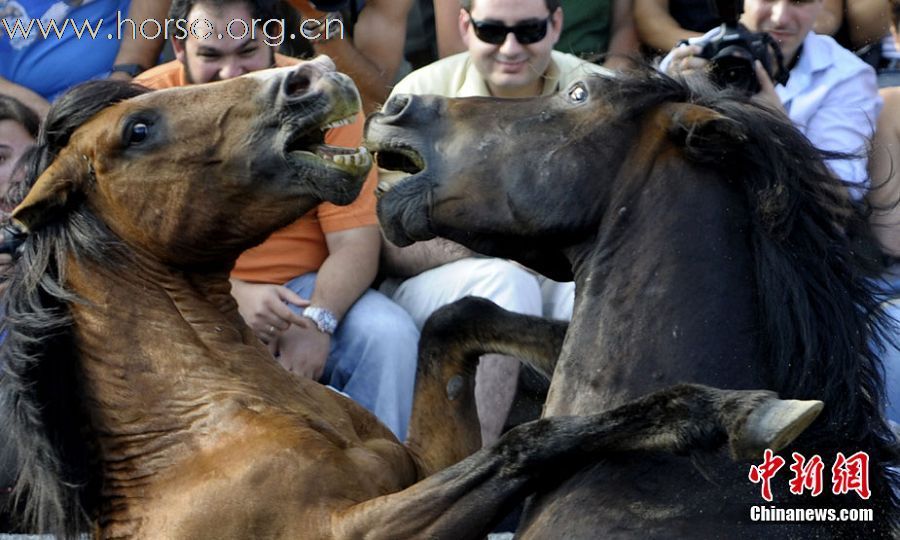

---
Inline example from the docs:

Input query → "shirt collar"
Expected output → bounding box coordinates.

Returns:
[776,33,832,105]
[459,55,563,98]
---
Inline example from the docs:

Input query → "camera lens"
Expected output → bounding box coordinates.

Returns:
[709,46,760,94]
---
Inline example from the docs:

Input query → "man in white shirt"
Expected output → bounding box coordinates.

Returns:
[662,0,881,194]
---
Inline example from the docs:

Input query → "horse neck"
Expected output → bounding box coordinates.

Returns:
[62,249,278,467]
[546,150,763,416]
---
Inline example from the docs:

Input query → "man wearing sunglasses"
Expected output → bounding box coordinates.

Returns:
[379,0,608,448]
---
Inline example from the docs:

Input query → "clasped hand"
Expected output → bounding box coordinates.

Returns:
[232,281,332,380]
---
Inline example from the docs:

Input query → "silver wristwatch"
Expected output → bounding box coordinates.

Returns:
[302,306,338,335]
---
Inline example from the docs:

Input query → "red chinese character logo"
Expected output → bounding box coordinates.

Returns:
[788,452,824,496]
[832,451,870,499]
[749,448,786,501]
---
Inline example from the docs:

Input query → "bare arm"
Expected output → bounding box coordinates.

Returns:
[0,77,49,118]
[867,89,900,257]
[434,0,465,58]
[813,0,843,37]
[604,0,640,69]
[846,0,890,49]
[269,225,381,379]
[0,1,170,114]
[634,0,702,53]
[313,0,413,113]
[313,225,381,319]
[111,0,172,75]
[381,237,474,278]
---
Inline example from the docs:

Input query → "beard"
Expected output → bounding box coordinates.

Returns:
[182,47,276,84]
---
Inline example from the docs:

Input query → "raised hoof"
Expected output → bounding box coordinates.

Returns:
[730,399,824,461]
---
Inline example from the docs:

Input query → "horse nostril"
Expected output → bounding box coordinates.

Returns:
[383,95,410,117]
[284,57,337,99]
[285,71,313,97]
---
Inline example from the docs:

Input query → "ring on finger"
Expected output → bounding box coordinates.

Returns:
[268,324,276,334]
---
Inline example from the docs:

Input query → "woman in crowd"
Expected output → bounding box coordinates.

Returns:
[0,95,38,270]
[0,94,39,531]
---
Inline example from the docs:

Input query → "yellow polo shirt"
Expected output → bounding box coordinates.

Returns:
[389,50,611,99]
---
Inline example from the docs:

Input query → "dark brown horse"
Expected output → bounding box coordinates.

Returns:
[367,69,900,538]
[0,59,819,539]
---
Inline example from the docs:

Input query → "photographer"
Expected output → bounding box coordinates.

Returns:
[661,0,881,192]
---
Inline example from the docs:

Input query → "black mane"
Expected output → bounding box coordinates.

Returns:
[0,80,148,537]
[604,68,899,523]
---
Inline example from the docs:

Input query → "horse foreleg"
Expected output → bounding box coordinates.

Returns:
[426,296,567,379]
[405,297,568,476]
[334,384,823,540]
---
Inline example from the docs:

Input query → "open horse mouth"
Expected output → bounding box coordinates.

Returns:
[273,59,373,180]
[284,114,372,179]
[362,93,430,197]
[369,144,425,197]
[363,96,435,244]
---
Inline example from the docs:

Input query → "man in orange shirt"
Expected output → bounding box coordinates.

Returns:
[137,0,418,439]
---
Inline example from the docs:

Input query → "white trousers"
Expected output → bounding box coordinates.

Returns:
[382,257,574,328]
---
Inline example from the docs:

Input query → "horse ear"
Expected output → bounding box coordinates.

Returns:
[664,103,745,163]
[11,151,87,232]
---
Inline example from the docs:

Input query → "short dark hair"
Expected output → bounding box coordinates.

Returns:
[0,95,40,140]
[460,0,560,14]
[892,0,900,29]
[168,0,283,39]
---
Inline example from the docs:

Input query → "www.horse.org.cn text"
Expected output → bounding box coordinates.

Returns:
[0,12,345,47]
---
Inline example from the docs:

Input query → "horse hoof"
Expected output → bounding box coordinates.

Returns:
[730,399,824,461]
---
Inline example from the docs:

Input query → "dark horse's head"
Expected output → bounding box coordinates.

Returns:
[0,57,370,536]
[367,69,900,529]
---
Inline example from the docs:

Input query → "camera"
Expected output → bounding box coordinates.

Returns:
[692,0,789,94]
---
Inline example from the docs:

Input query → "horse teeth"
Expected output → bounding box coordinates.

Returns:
[358,149,371,168]
[323,116,355,130]
[325,148,371,170]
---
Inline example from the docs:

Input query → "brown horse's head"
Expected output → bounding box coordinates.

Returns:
[12,56,370,266]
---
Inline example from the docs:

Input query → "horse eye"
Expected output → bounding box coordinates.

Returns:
[129,123,150,145]
[568,85,588,103]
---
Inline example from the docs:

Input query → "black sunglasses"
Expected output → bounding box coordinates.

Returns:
[466,11,551,45]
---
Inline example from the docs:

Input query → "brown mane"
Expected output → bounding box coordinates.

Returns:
[0,81,150,535]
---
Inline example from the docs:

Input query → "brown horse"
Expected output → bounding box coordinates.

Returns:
[0,59,821,539]
[367,69,900,537]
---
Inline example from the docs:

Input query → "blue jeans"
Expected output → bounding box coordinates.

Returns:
[880,300,900,424]
[878,69,900,89]
[285,273,418,440]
